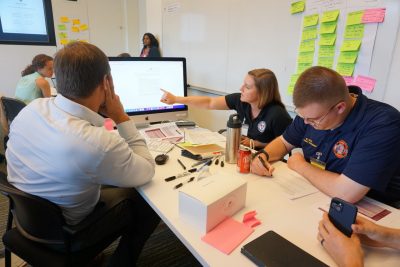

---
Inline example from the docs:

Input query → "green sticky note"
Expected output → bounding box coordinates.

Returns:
[318,57,334,68]
[338,51,358,64]
[298,51,314,63]
[320,21,337,34]
[297,62,312,73]
[318,46,335,58]
[57,24,67,31]
[336,63,355,76]
[319,33,336,46]
[321,10,340,23]
[341,40,362,51]
[344,24,365,39]
[303,14,319,27]
[299,40,315,52]
[291,1,305,14]
[346,10,363,26]
[287,74,300,95]
[302,26,318,40]
[58,32,68,39]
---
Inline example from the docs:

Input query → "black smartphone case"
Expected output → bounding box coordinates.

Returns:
[328,197,358,237]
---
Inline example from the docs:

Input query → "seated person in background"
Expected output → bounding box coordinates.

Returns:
[140,32,161,58]
[6,42,160,266]
[118,52,131,57]
[15,54,53,103]
[318,213,400,267]
[251,66,400,203]
[160,68,292,149]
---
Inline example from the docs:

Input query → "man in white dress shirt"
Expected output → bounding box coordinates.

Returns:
[6,41,160,266]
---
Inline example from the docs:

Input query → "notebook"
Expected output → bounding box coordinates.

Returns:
[241,231,328,267]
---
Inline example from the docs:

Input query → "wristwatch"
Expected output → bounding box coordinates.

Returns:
[253,149,270,161]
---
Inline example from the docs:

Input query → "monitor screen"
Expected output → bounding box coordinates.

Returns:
[108,57,188,125]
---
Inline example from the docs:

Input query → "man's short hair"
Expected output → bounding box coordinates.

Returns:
[293,66,348,108]
[54,42,110,99]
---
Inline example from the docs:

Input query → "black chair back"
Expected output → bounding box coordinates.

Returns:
[1,96,26,125]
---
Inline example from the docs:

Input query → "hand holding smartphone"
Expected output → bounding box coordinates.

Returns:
[328,197,358,237]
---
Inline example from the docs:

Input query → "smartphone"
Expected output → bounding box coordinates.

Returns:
[328,197,358,237]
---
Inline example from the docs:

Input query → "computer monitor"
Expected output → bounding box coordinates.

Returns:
[108,57,188,127]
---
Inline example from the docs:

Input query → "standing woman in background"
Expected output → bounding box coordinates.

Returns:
[140,33,161,58]
[161,68,292,149]
[15,54,53,104]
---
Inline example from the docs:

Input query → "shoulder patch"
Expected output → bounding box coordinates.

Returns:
[333,140,348,159]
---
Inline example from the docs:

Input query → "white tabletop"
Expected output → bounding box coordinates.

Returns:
[138,141,400,267]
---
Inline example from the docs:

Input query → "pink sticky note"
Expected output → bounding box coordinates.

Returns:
[243,210,261,228]
[362,8,386,23]
[342,76,355,86]
[201,217,254,255]
[354,75,376,92]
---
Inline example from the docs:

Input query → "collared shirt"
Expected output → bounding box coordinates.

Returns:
[283,86,400,195]
[6,95,155,225]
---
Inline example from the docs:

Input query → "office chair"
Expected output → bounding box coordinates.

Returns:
[0,96,26,151]
[368,175,400,209]
[0,172,121,267]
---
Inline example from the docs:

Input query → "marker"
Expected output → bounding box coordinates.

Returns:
[258,156,272,176]
[174,177,195,189]
[177,158,186,170]
[164,168,196,182]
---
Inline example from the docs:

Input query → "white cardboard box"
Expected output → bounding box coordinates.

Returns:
[178,173,247,234]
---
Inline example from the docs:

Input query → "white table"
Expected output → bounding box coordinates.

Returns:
[138,142,400,267]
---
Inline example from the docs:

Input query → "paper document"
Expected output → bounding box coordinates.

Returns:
[140,123,183,143]
[273,172,319,200]
[184,128,226,144]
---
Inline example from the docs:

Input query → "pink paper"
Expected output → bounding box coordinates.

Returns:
[243,210,261,228]
[354,75,376,92]
[342,76,355,86]
[201,217,254,255]
[362,8,386,23]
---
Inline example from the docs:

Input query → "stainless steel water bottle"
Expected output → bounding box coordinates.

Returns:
[225,114,242,164]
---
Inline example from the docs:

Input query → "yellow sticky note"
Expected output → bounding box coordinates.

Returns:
[60,16,70,23]
[57,24,67,31]
[60,39,69,45]
[291,1,305,14]
[320,21,337,34]
[58,32,68,39]
[79,24,89,31]
[338,51,358,64]
[299,40,315,52]
[302,27,318,40]
[318,57,334,69]
[344,24,364,39]
[319,33,336,46]
[288,74,300,95]
[297,62,312,73]
[341,40,362,51]
[318,46,335,58]
[321,10,340,23]
[71,26,80,32]
[336,63,355,76]
[72,19,81,25]
[346,11,364,26]
[303,14,319,27]
[298,51,314,64]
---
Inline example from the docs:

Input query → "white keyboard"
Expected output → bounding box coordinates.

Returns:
[146,139,175,153]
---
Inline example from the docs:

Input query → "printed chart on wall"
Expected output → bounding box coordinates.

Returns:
[288,0,389,95]
[56,16,90,47]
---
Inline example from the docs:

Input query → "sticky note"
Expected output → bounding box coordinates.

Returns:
[72,19,81,25]
[362,8,386,23]
[317,57,334,69]
[346,10,363,26]
[58,32,67,39]
[201,217,254,255]
[288,74,300,95]
[342,76,355,86]
[320,21,337,34]
[243,211,261,228]
[318,46,335,58]
[71,26,80,32]
[336,63,355,76]
[319,33,336,46]
[354,75,376,92]
[298,51,314,63]
[60,39,69,45]
[344,24,364,39]
[299,40,315,52]
[340,40,362,51]
[302,26,318,40]
[303,14,319,27]
[57,24,67,31]
[338,51,358,64]
[60,16,70,23]
[321,10,340,23]
[79,24,89,31]
[291,1,305,14]
[297,62,312,73]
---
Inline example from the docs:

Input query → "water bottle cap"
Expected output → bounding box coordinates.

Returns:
[227,114,242,128]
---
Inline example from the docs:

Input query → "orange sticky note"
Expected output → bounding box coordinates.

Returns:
[79,24,89,31]
[60,16,70,23]
[72,19,81,25]
[71,26,80,32]
[60,39,69,45]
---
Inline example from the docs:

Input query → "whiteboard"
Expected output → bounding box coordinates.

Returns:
[162,0,400,109]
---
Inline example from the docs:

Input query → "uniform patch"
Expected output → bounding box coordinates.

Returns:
[257,121,266,133]
[333,140,348,159]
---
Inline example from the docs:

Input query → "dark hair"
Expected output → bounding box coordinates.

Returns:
[54,42,110,99]
[293,66,347,108]
[143,33,159,48]
[248,68,284,109]
[21,54,53,77]
[118,52,131,57]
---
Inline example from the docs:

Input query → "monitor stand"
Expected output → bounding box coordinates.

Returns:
[135,122,151,129]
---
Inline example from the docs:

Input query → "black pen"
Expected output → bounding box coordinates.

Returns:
[165,168,196,182]
[177,158,186,170]
[258,156,272,176]
[174,176,195,189]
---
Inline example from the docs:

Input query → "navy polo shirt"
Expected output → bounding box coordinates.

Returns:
[283,86,400,193]
[225,93,292,143]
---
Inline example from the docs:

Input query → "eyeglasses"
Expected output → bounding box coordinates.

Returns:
[295,101,341,127]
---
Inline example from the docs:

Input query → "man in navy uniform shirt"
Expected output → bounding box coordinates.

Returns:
[251,66,400,204]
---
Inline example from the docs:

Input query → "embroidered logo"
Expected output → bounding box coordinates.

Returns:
[257,121,266,133]
[333,140,348,159]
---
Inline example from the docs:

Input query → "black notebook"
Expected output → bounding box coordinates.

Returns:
[241,231,328,267]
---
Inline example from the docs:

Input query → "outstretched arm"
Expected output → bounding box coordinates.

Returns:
[160,89,229,110]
